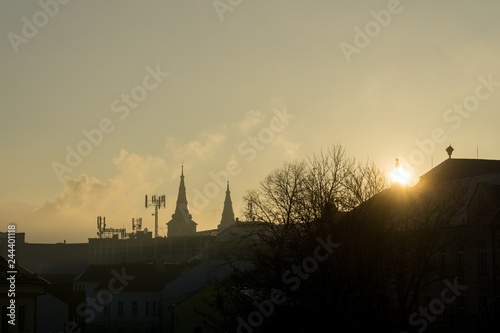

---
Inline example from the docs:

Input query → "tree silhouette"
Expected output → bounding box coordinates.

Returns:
[207,144,466,332]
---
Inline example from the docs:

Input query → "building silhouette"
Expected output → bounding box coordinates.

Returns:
[356,148,500,332]
[88,166,232,265]
[167,166,197,238]
[0,256,48,332]
[217,181,236,231]
[414,155,500,332]
[11,150,500,332]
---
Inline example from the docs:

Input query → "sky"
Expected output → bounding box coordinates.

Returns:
[1,0,499,243]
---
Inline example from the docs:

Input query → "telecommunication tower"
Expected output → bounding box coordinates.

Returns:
[97,216,106,238]
[96,216,127,239]
[132,217,142,232]
[145,194,166,238]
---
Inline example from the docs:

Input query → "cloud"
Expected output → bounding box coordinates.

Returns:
[1,150,174,243]
[164,132,226,162]
[273,135,301,160]
[238,110,266,133]
[0,107,302,243]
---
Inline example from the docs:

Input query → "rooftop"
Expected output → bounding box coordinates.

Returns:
[419,158,500,183]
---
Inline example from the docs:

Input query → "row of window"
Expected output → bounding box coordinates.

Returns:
[74,283,85,291]
[104,300,159,317]
[439,240,500,275]
[421,295,497,328]
[89,251,194,261]
[89,244,202,251]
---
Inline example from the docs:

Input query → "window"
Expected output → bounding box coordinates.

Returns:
[118,301,124,317]
[153,301,157,315]
[457,296,465,328]
[440,308,449,327]
[497,239,500,272]
[439,251,447,274]
[132,301,137,316]
[479,296,487,325]
[478,241,488,275]
[146,301,149,316]
[458,244,465,275]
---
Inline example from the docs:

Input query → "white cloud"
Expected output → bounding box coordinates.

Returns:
[164,132,226,162]
[273,135,301,160]
[0,150,174,243]
[0,109,302,243]
[238,110,265,133]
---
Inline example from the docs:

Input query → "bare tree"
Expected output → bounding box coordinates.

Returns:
[209,144,466,332]
[244,144,387,225]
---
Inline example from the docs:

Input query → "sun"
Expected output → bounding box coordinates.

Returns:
[390,159,411,186]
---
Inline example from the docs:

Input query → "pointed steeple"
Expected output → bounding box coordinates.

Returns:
[167,165,197,237]
[218,181,235,230]
[176,164,188,208]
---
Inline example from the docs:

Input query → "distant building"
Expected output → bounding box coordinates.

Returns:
[37,273,77,333]
[0,232,88,274]
[167,166,198,237]
[36,292,69,333]
[217,181,236,231]
[73,261,192,333]
[88,233,214,265]
[165,286,219,333]
[88,167,242,265]
[210,220,269,260]
[0,256,48,332]
[161,259,249,332]
[416,156,500,332]
[368,151,500,332]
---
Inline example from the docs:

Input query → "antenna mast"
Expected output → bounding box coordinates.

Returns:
[132,217,142,232]
[145,194,166,238]
[97,216,106,238]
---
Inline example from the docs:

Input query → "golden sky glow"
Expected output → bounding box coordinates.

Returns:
[390,160,412,186]
[1,1,499,242]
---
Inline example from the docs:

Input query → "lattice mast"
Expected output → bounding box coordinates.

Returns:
[145,194,166,238]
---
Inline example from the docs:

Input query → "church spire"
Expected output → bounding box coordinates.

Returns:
[218,180,235,230]
[167,165,196,237]
[176,164,188,207]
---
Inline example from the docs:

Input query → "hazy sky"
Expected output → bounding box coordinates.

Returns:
[1,0,499,243]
